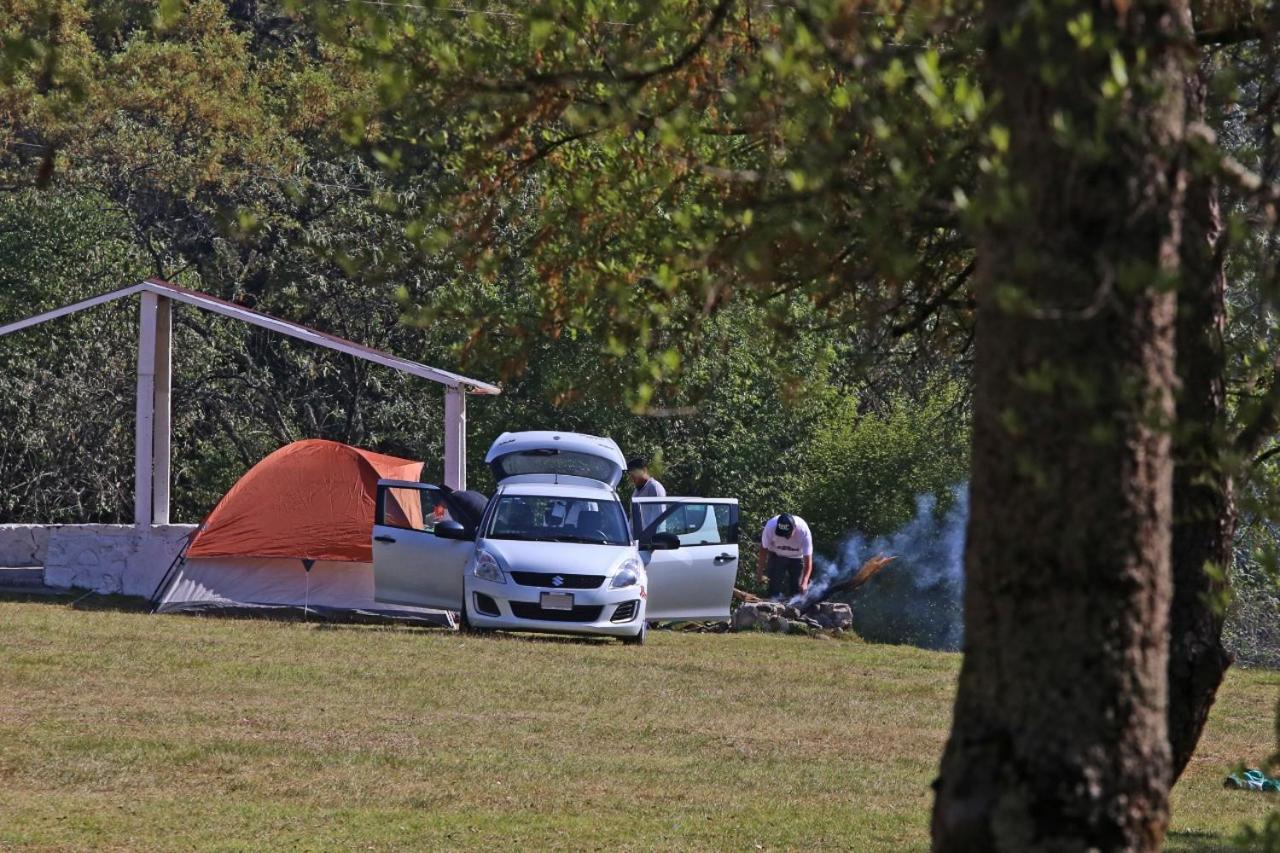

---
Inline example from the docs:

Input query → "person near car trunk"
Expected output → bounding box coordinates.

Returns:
[755,513,814,600]
[628,456,666,530]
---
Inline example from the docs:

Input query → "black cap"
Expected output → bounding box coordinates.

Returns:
[775,514,795,537]
[627,456,649,471]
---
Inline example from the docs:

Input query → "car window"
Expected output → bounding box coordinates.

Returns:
[379,485,451,532]
[642,502,736,546]
[491,450,618,483]
[486,494,629,545]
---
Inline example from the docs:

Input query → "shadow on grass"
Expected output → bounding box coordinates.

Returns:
[481,631,619,646]
[1165,829,1239,853]
[0,588,152,613]
[0,589,456,630]
[312,623,619,646]
[1,591,634,645]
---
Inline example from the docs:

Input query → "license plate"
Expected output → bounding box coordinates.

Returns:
[540,592,574,611]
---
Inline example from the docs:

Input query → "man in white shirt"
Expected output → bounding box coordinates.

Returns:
[628,456,666,530]
[755,513,814,599]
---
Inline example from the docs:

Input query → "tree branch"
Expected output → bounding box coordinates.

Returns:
[469,0,735,94]
[1195,3,1280,45]
[1251,441,1280,467]
[1188,122,1280,214]
[1234,352,1280,458]
[891,260,976,338]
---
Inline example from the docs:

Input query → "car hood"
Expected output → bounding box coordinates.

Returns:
[478,538,634,575]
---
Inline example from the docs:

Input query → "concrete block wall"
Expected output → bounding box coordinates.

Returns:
[0,524,196,598]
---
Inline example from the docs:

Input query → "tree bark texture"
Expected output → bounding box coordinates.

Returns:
[1168,70,1234,784]
[932,2,1193,850]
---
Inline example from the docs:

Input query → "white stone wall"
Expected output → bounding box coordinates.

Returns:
[0,524,52,567]
[0,524,197,598]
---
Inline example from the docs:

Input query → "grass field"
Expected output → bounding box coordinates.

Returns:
[0,597,1275,851]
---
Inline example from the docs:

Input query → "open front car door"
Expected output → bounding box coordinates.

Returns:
[633,497,739,621]
[372,480,472,610]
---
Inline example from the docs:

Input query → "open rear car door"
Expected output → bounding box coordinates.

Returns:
[372,480,472,610]
[633,498,739,621]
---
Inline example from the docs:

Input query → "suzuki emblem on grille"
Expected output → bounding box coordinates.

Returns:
[551,575,565,587]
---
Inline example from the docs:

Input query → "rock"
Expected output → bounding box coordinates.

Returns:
[731,605,759,630]
[734,602,791,630]
[732,600,851,636]
[825,603,853,630]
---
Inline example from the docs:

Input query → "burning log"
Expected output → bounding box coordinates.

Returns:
[820,554,896,600]
[734,555,895,606]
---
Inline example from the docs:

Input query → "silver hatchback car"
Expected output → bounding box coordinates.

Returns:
[371,431,740,643]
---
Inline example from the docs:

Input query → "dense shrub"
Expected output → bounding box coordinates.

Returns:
[1226,531,1280,669]
[795,383,970,553]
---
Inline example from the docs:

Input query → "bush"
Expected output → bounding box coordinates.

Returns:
[795,383,970,553]
[1225,534,1280,669]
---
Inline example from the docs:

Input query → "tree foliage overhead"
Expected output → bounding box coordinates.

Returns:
[312,0,979,405]
[0,0,973,548]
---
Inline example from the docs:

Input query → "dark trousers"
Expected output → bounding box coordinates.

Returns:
[766,554,804,599]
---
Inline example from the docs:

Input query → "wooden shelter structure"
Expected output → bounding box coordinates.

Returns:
[0,279,500,525]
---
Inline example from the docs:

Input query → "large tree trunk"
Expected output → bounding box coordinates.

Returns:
[931,3,1193,850]
[1168,71,1234,783]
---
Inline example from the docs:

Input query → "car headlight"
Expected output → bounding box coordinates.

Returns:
[473,550,506,584]
[610,558,643,589]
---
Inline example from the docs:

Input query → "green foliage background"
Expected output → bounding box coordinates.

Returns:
[0,1,972,569]
[0,0,1273,679]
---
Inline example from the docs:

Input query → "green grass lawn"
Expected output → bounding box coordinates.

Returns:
[0,598,1274,851]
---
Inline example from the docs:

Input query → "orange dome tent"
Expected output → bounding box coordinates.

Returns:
[187,439,423,563]
[155,439,449,624]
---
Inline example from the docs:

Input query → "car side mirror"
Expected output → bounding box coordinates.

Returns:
[433,520,473,541]
[645,531,680,551]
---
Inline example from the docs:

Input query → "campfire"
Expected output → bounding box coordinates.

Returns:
[731,554,895,634]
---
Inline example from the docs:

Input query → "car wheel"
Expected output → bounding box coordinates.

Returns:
[458,600,491,636]
[621,621,648,646]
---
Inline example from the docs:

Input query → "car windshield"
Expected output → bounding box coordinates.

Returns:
[485,494,631,546]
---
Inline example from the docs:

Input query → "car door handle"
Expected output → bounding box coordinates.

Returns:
[714,553,736,564]
[374,535,397,544]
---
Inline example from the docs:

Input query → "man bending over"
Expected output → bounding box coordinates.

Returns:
[755,513,813,600]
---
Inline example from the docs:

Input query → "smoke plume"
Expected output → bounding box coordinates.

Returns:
[803,484,968,650]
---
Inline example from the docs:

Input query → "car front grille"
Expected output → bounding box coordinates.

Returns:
[509,602,604,622]
[611,600,639,623]
[509,572,605,589]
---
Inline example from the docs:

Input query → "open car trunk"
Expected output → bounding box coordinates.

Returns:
[485,431,625,488]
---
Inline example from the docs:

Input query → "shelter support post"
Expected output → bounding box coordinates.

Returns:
[134,293,172,526]
[134,292,158,526]
[443,386,467,490]
[153,296,172,524]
